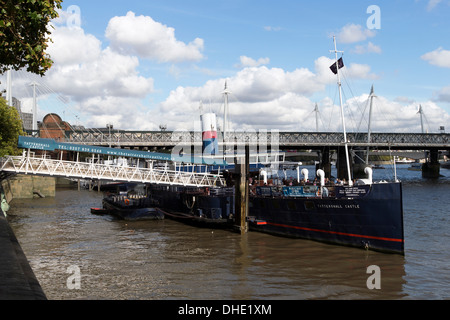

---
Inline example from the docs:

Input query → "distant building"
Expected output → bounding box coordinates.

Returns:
[11,97,33,130]
[1,96,34,130]
[21,113,33,131]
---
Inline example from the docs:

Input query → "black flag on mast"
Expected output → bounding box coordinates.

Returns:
[329,57,344,74]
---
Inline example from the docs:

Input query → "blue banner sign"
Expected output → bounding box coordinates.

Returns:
[17,136,227,165]
[256,186,320,197]
[282,186,319,197]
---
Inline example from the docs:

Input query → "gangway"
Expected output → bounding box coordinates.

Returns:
[1,136,226,187]
[0,153,224,187]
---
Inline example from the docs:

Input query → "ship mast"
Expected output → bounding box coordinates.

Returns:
[417,104,424,133]
[366,85,375,164]
[331,36,352,186]
[222,81,231,139]
[313,103,319,132]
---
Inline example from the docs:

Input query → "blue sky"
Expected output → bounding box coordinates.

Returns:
[2,0,450,132]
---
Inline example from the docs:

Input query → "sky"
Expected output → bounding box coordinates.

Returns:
[2,0,450,133]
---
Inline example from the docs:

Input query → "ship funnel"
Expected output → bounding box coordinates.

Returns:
[316,169,325,186]
[301,168,309,182]
[201,112,218,156]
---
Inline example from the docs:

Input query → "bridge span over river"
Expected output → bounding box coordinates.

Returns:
[10,130,450,180]
[62,131,450,150]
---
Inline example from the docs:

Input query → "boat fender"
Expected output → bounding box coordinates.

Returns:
[301,168,308,182]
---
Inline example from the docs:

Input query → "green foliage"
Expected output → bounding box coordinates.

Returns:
[0,0,62,76]
[0,98,24,157]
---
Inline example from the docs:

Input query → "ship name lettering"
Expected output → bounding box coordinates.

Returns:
[317,204,343,209]
[345,204,360,209]
[316,204,360,209]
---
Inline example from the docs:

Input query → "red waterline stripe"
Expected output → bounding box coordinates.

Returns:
[266,222,404,243]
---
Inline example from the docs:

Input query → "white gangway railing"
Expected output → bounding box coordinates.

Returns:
[0,154,225,187]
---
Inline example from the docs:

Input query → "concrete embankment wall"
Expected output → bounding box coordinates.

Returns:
[0,174,58,299]
[0,213,47,299]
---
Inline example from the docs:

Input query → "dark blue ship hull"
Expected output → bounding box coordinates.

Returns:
[148,182,404,254]
[149,185,235,228]
[102,196,164,221]
[248,182,404,254]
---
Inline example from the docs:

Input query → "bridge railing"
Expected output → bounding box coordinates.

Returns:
[64,130,450,148]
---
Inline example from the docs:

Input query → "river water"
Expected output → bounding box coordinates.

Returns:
[6,165,450,300]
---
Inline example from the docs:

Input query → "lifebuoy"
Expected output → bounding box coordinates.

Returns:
[124,198,130,205]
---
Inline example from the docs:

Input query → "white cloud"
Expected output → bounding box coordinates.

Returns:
[345,63,379,80]
[421,47,450,68]
[151,58,385,132]
[47,40,154,100]
[5,12,448,134]
[10,24,155,130]
[105,11,204,63]
[237,56,270,68]
[335,94,450,133]
[336,24,376,44]
[433,85,450,102]
[314,56,378,83]
[395,96,416,105]
[427,0,442,11]
[352,42,382,54]
[47,26,102,65]
[264,26,281,32]
[156,79,450,133]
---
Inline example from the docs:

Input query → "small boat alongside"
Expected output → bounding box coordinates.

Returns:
[149,185,234,229]
[90,207,109,215]
[102,194,164,221]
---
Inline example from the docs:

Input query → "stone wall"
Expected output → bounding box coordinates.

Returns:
[1,175,55,199]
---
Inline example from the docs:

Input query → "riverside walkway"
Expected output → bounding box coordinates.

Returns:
[0,214,46,300]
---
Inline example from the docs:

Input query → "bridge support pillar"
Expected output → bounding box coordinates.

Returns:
[337,146,353,182]
[316,147,331,178]
[353,148,367,179]
[422,148,440,178]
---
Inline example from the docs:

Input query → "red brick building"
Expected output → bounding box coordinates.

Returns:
[38,113,71,141]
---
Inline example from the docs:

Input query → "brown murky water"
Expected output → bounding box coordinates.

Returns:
[6,166,450,300]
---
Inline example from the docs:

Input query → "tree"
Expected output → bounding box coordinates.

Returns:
[0,98,24,157]
[0,0,62,76]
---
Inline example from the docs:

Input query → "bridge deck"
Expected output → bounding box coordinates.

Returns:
[62,131,450,149]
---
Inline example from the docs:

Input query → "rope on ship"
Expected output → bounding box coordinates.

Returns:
[155,207,195,219]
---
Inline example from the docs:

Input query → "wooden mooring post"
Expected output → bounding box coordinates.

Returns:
[234,144,249,234]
